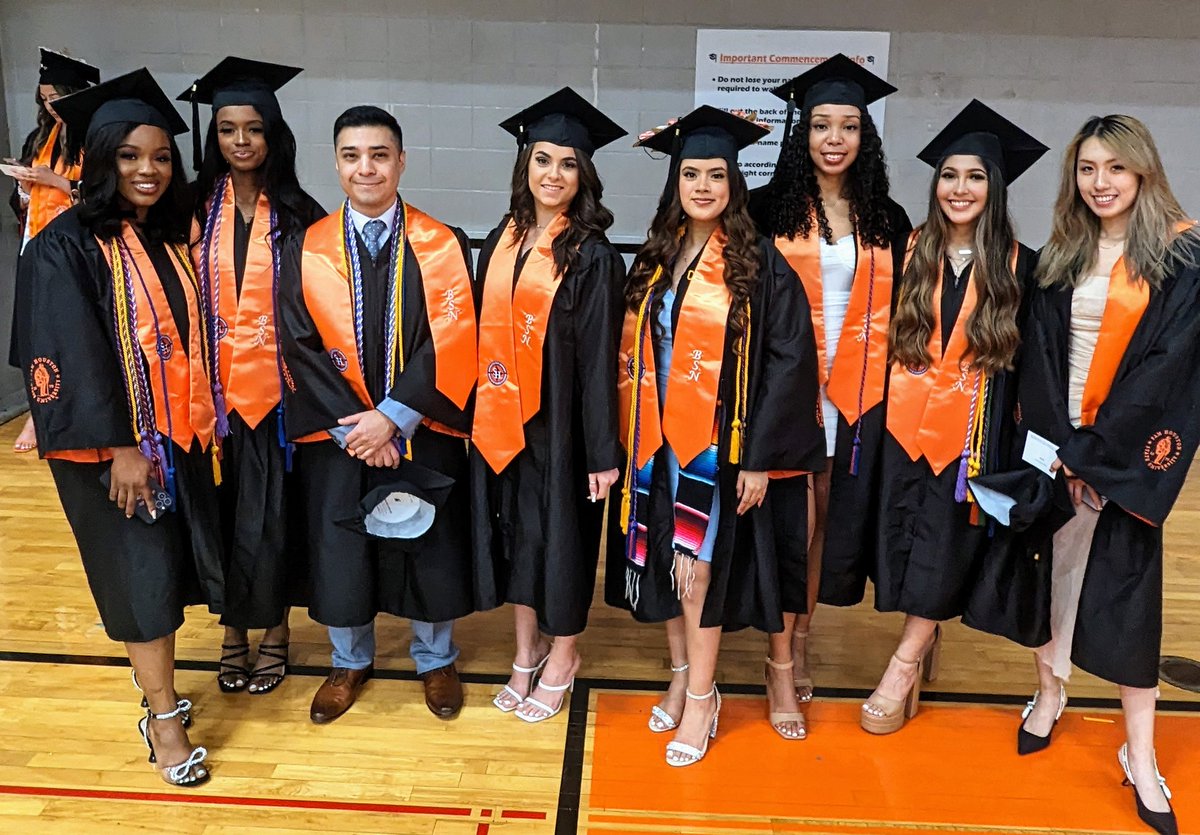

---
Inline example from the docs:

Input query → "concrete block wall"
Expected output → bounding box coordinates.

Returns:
[1,1,1197,407]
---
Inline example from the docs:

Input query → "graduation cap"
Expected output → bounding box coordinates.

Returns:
[969,468,1074,533]
[768,53,897,167]
[38,48,100,89]
[499,87,626,157]
[637,104,770,163]
[771,53,896,112]
[917,99,1049,184]
[335,458,455,541]
[179,56,303,171]
[53,68,188,149]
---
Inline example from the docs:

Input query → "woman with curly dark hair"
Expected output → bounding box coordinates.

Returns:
[7,49,99,453]
[750,55,910,711]
[180,57,325,697]
[12,69,223,787]
[472,89,627,723]
[604,107,824,764]
[861,101,1046,736]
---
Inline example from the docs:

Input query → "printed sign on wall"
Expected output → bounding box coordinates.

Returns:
[694,30,892,186]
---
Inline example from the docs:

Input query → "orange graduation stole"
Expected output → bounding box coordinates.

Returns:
[195,181,280,431]
[617,227,733,471]
[472,213,571,474]
[120,226,216,453]
[298,202,477,421]
[24,123,81,243]
[774,221,893,425]
[886,238,1019,477]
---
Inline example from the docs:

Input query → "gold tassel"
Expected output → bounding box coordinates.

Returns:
[211,443,222,486]
[728,419,742,465]
[620,486,632,535]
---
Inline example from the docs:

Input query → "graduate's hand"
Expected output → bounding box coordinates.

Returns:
[338,409,397,459]
[1055,459,1102,509]
[736,470,768,515]
[16,165,70,193]
[363,442,401,469]
[109,446,155,519]
[588,468,620,502]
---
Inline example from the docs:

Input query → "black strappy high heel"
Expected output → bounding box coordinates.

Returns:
[131,670,192,729]
[218,642,251,693]
[248,642,289,695]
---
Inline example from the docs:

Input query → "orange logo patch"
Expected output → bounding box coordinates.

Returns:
[29,357,61,404]
[1144,429,1183,471]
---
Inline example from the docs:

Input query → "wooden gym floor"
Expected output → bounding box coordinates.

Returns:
[0,415,1197,834]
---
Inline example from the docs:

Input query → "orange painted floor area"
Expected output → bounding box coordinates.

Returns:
[583,692,1198,834]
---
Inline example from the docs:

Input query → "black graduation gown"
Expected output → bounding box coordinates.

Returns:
[964,234,1200,687]
[470,225,626,637]
[603,239,826,633]
[748,187,915,608]
[278,217,478,628]
[5,128,39,228]
[214,191,325,630]
[869,245,1036,622]
[13,208,224,642]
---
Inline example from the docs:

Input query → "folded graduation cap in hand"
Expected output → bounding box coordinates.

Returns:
[969,467,1074,533]
[336,458,455,540]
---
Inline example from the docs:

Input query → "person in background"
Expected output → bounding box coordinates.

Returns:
[7,48,99,453]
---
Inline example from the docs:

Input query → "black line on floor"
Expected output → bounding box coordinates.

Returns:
[554,679,591,835]
[3,649,1200,715]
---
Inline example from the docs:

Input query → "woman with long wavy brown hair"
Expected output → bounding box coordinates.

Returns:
[604,107,824,765]
[976,114,1200,835]
[751,54,911,716]
[472,89,627,723]
[860,101,1047,736]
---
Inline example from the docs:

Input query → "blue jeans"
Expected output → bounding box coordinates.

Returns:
[328,619,458,674]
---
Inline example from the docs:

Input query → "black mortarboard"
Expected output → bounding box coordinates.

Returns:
[53,68,188,148]
[637,105,769,164]
[38,48,100,89]
[917,99,1049,184]
[179,56,302,171]
[335,459,455,542]
[770,53,896,113]
[969,468,1074,534]
[499,87,626,157]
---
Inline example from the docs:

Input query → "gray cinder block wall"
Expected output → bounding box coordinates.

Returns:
[2,0,1198,409]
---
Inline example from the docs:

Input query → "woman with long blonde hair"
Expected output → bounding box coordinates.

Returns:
[860,101,1046,736]
[986,114,1199,835]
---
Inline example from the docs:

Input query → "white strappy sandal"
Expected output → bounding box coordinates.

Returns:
[649,663,689,733]
[492,653,550,713]
[665,685,721,767]
[515,677,574,723]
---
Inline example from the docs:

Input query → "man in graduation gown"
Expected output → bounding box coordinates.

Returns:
[278,105,478,723]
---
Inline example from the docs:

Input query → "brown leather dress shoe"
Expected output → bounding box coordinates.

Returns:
[420,663,463,719]
[310,666,373,724]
